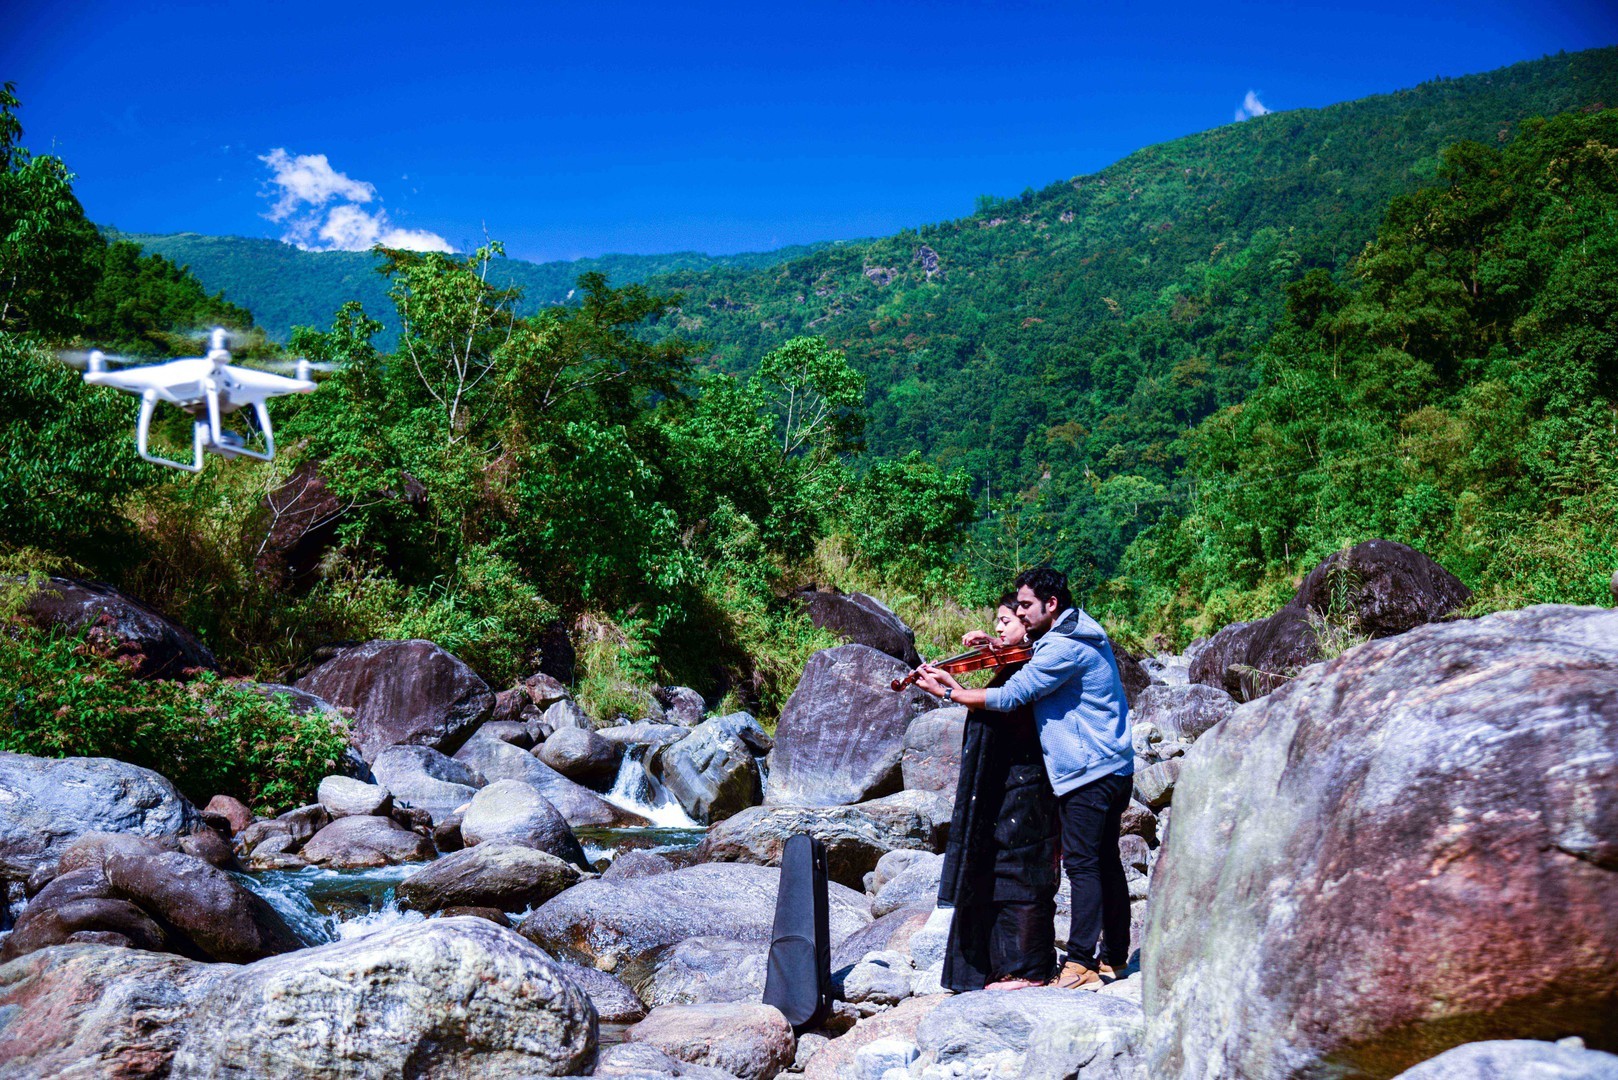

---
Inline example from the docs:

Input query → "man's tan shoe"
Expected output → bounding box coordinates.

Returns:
[1051,961,1104,991]
[1099,961,1124,982]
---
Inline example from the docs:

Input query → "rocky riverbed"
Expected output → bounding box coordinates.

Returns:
[2,543,1616,1079]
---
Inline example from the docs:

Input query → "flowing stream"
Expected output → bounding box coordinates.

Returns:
[239,751,707,939]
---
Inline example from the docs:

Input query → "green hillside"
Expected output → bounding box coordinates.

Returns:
[630,48,1618,591]
[113,230,834,346]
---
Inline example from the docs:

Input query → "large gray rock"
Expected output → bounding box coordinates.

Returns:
[625,1003,795,1080]
[1131,683,1238,743]
[551,959,647,1024]
[695,802,933,890]
[900,706,967,793]
[1021,993,1149,1080]
[519,863,871,988]
[397,842,582,913]
[295,639,495,763]
[370,744,481,823]
[0,943,223,1077]
[795,587,922,667]
[0,868,170,961]
[860,787,952,852]
[535,725,621,788]
[598,721,692,749]
[657,712,772,824]
[871,852,944,918]
[316,775,391,818]
[15,576,217,678]
[831,904,934,971]
[459,779,590,869]
[299,814,434,868]
[169,918,597,1078]
[0,753,200,881]
[655,685,708,726]
[640,936,770,1007]
[767,645,937,807]
[103,850,305,963]
[1145,605,1618,1080]
[453,735,647,827]
[1390,1040,1618,1080]
[916,988,1144,1070]
[1190,539,1472,700]
[595,1041,735,1078]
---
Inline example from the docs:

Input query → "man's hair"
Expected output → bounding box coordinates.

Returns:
[1014,567,1073,613]
[997,590,1018,610]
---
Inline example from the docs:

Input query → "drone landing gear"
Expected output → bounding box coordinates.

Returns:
[136,388,277,472]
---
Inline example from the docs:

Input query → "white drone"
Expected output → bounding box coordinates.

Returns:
[70,328,318,473]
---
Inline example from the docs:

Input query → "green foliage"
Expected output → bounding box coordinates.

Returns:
[0,335,160,562]
[0,618,349,813]
[838,451,976,597]
[1109,107,1618,642]
[77,240,254,355]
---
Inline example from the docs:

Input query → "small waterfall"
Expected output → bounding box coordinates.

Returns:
[602,744,700,829]
[235,864,425,945]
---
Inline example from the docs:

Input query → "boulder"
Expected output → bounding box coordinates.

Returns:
[767,645,937,807]
[487,687,528,725]
[1131,683,1238,743]
[543,698,595,732]
[640,936,771,1007]
[870,852,944,918]
[253,460,344,586]
[316,775,392,818]
[0,868,171,961]
[275,802,329,845]
[178,828,238,870]
[801,995,949,1080]
[370,744,482,824]
[1145,605,1618,1080]
[471,719,534,749]
[0,753,200,881]
[459,780,591,870]
[397,842,582,914]
[1117,651,1151,709]
[0,943,224,1077]
[453,732,647,827]
[795,587,922,667]
[14,575,216,678]
[1191,540,1472,700]
[916,987,1143,1070]
[860,787,953,853]
[295,638,495,762]
[655,685,709,726]
[595,1042,736,1078]
[202,795,253,835]
[1132,759,1180,812]
[535,725,621,788]
[519,863,872,988]
[522,671,571,709]
[1021,993,1150,1080]
[598,721,692,749]
[1390,1040,1618,1080]
[832,904,934,971]
[168,918,597,1078]
[552,959,647,1024]
[1120,802,1159,847]
[625,1003,796,1080]
[900,706,967,793]
[839,951,914,1007]
[601,849,677,882]
[103,849,304,962]
[696,802,933,889]
[657,712,772,824]
[299,814,434,868]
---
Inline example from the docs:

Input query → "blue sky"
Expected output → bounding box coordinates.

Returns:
[4,0,1615,264]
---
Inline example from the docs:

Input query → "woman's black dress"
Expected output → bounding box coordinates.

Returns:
[938,661,1059,991]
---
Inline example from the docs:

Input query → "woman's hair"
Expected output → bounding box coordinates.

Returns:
[997,590,1018,611]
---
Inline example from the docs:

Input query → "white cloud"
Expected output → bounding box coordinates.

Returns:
[258,147,451,253]
[1234,90,1272,122]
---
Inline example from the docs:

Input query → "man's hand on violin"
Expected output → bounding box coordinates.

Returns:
[914,664,963,698]
[961,630,993,648]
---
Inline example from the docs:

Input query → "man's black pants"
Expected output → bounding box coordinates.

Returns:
[1058,769,1133,970]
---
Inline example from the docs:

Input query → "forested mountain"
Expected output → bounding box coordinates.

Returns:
[631,48,1618,594]
[118,49,1618,604]
[115,230,833,346]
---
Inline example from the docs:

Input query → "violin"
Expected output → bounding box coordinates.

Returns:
[890,641,1035,692]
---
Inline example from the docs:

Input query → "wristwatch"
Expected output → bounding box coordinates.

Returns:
[943,686,955,703]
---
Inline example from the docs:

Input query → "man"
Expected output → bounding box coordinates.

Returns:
[915,567,1134,989]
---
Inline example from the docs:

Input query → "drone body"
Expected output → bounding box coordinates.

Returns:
[78,328,316,472]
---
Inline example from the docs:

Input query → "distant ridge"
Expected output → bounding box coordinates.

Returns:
[109,230,837,344]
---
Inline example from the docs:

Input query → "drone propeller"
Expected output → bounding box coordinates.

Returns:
[249,357,340,377]
[55,348,152,372]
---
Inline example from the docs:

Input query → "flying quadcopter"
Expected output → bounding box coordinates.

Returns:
[65,328,320,473]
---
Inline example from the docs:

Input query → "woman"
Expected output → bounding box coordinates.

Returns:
[937,593,1060,992]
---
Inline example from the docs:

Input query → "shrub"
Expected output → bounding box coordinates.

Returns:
[0,619,350,814]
